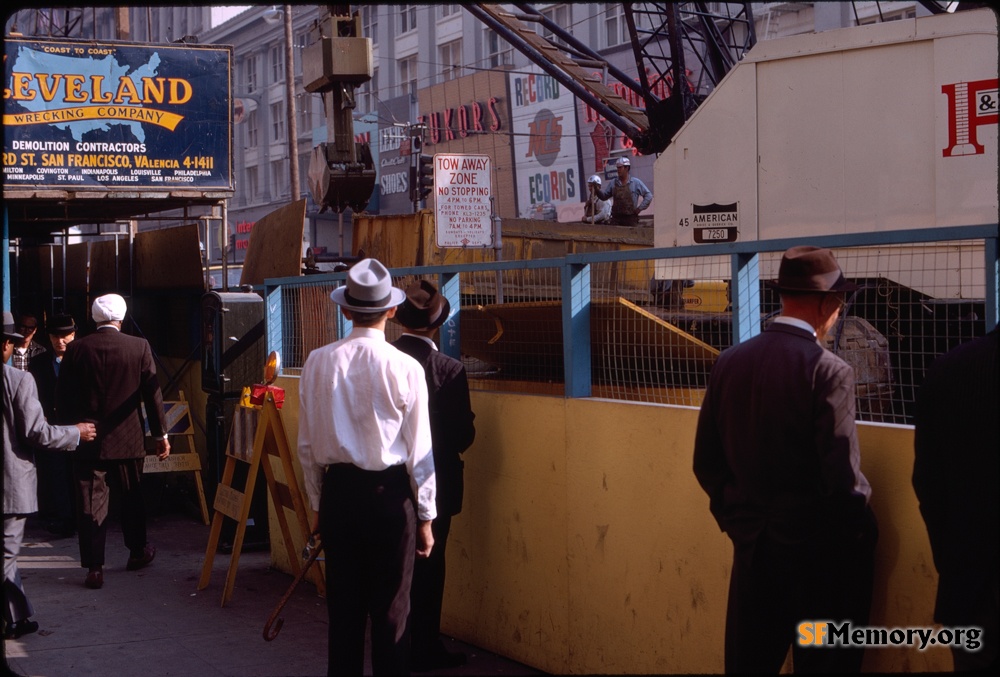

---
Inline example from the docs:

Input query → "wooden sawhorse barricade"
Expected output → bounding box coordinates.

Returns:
[142,391,210,525]
[198,392,323,606]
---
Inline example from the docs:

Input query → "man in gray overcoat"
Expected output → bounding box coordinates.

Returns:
[3,311,95,639]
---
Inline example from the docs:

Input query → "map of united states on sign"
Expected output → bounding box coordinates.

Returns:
[10,46,165,142]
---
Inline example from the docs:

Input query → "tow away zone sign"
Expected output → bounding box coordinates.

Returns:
[434,153,493,248]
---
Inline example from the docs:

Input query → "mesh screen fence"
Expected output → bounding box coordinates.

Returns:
[269,234,993,425]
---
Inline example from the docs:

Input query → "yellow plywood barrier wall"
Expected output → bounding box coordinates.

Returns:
[270,378,950,674]
[353,213,652,271]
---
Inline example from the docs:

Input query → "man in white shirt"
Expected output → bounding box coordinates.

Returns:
[298,258,436,676]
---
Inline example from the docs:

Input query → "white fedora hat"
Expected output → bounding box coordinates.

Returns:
[329,258,405,312]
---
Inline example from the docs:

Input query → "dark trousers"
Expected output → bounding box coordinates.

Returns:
[320,463,416,677]
[725,506,878,673]
[410,512,452,654]
[73,458,147,570]
[36,449,76,526]
[949,577,999,672]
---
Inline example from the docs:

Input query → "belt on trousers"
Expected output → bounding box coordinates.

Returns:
[324,462,408,483]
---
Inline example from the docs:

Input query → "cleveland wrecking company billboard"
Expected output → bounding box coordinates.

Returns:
[3,38,232,191]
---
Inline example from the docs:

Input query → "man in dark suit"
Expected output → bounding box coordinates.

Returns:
[56,294,170,590]
[391,281,477,671]
[29,313,79,537]
[913,326,998,671]
[693,246,877,673]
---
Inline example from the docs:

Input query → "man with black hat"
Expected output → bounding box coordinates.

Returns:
[29,313,79,537]
[3,311,96,639]
[392,280,476,670]
[693,246,877,673]
[298,258,436,676]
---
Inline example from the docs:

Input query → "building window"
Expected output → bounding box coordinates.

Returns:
[362,5,379,44]
[271,102,285,142]
[246,54,258,93]
[271,44,284,83]
[440,4,458,18]
[399,56,417,97]
[440,40,462,82]
[484,28,513,68]
[294,30,309,77]
[858,8,918,25]
[399,4,417,34]
[298,150,311,197]
[539,4,570,46]
[603,3,627,48]
[297,93,313,132]
[189,7,204,34]
[271,159,288,197]
[247,109,259,148]
[246,165,259,203]
[360,67,379,114]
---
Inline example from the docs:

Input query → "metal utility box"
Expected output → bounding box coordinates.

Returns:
[652,7,998,297]
[303,36,373,92]
[201,291,265,397]
[654,7,998,246]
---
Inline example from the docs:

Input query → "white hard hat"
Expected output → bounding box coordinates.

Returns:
[587,174,601,186]
[617,156,631,167]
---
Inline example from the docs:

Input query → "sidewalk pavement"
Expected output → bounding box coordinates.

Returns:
[2,509,544,677]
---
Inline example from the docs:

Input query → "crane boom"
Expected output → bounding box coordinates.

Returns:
[465,3,756,155]
[465,4,651,150]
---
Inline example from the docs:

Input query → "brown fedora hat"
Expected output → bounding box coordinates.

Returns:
[394,280,450,331]
[775,246,857,293]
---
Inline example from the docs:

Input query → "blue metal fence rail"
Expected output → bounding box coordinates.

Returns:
[264,224,998,413]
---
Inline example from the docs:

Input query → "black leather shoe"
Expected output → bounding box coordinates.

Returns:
[126,545,156,571]
[3,619,39,639]
[411,645,467,671]
[84,569,104,589]
[46,519,76,538]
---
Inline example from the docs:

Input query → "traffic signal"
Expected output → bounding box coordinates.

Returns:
[417,154,434,200]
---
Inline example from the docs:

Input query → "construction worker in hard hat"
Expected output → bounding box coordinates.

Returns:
[596,156,652,226]
[584,174,612,224]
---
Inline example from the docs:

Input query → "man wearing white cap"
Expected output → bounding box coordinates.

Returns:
[56,294,170,590]
[298,258,435,675]
[584,174,612,224]
[595,156,652,226]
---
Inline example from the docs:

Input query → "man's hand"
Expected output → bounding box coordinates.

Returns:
[416,519,434,558]
[76,422,97,442]
[156,438,171,460]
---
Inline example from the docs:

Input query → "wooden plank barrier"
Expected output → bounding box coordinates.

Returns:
[198,392,321,606]
[142,391,210,525]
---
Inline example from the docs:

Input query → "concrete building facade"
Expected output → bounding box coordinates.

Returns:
[5,3,936,268]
